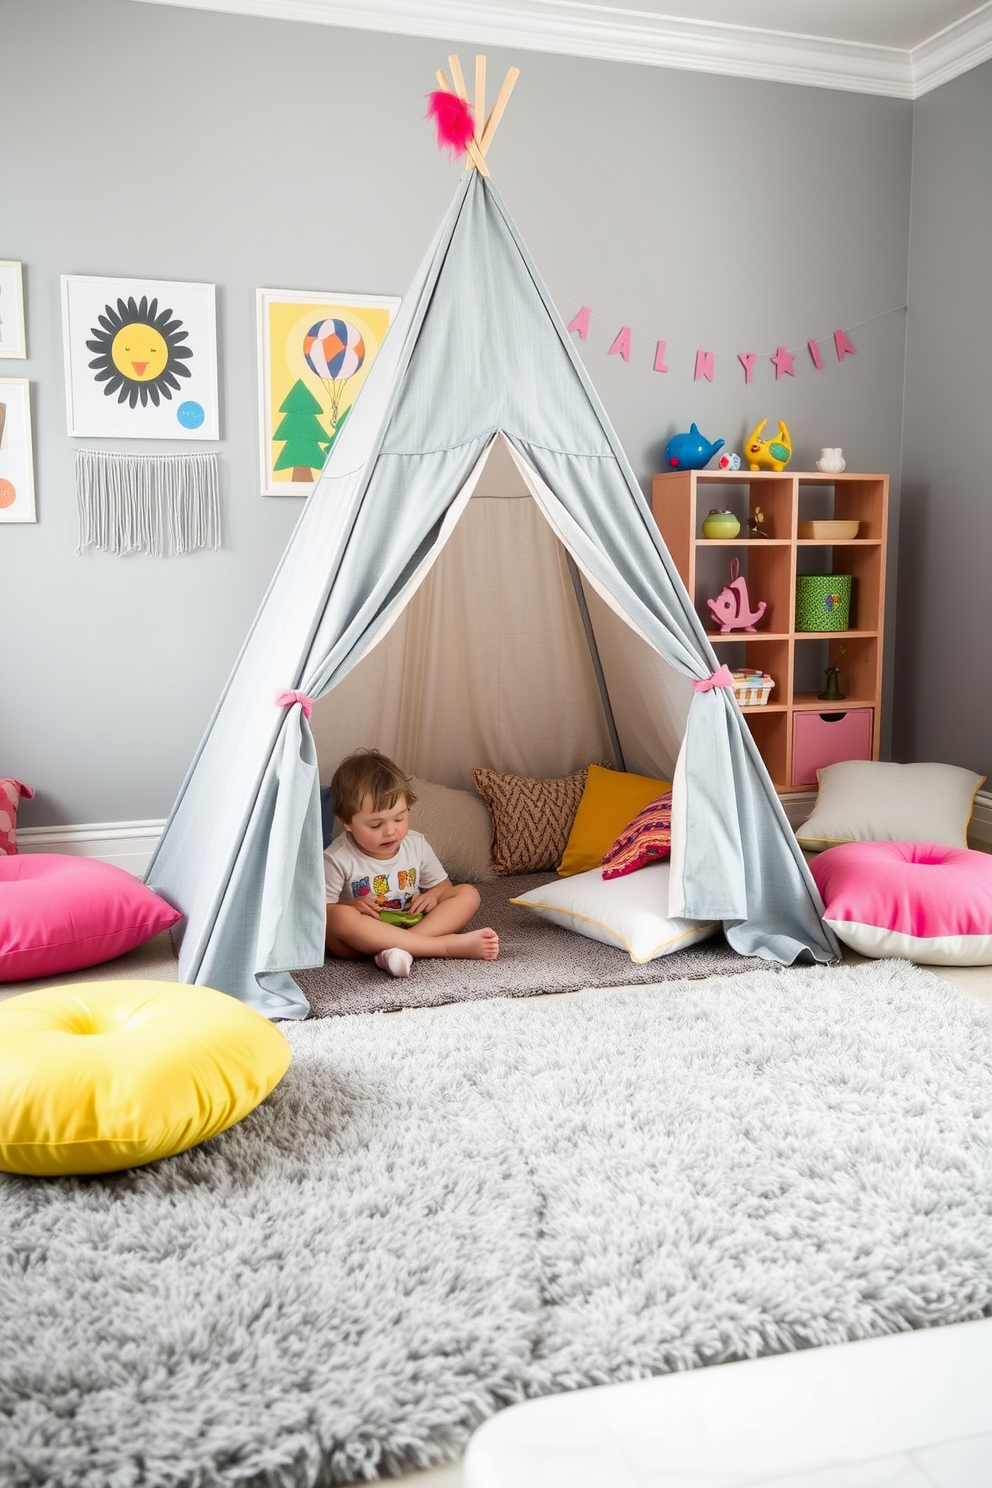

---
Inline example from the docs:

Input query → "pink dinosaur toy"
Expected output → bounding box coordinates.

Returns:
[706,558,767,633]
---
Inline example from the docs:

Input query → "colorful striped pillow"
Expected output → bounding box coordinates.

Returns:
[601,791,673,879]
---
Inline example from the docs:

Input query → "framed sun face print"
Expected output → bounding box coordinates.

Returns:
[256,288,399,495]
[61,275,219,439]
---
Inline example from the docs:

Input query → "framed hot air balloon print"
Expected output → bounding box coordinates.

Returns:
[256,288,399,495]
[61,275,219,439]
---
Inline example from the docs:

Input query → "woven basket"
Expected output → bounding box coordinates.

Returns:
[795,574,852,632]
[732,669,775,705]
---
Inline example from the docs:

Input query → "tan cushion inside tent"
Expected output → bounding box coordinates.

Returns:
[408,777,496,883]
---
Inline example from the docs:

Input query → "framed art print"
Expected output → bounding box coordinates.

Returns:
[61,275,219,439]
[0,262,26,359]
[257,288,399,495]
[0,379,37,522]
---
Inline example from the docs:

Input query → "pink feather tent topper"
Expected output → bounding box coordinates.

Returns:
[427,90,475,156]
[424,58,519,178]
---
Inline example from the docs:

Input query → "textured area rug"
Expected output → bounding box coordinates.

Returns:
[294,871,768,1016]
[3,961,992,1488]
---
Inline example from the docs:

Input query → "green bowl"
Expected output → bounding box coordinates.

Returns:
[701,510,741,539]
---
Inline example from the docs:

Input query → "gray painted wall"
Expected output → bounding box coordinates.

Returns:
[5,0,913,828]
[896,58,992,783]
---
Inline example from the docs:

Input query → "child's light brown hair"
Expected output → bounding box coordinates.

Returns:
[330,749,418,825]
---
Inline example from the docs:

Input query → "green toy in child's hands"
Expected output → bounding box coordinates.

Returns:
[378,909,425,928]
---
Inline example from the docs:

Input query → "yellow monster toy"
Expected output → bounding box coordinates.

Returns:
[744,418,792,472]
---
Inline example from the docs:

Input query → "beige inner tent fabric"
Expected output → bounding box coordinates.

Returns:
[310,436,693,790]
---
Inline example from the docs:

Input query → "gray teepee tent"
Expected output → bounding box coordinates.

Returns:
[147,81,837,1017]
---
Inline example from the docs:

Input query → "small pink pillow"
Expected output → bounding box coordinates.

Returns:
[601,791,673,879]
[0,854,183,982]
[811,840,992,965]
[0,778,34,856]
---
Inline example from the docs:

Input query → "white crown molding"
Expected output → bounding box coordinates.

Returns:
[910,3,992,95]
[133,0,992,97]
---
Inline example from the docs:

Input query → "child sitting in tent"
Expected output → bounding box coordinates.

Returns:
[324,748,500,977]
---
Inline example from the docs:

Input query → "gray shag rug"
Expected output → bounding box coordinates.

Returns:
[3,960,992,1488]
[294,871,768,1016]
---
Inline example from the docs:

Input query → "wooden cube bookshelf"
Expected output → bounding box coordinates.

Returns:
[651,469,889,793]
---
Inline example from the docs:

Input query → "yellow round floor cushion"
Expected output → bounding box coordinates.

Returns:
[0,981,291,1177]
[558,764,672,877]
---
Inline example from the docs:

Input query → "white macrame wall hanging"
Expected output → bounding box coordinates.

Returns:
[75,449,221,557]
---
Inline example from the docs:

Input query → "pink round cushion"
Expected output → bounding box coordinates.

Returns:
[811,841,992,965]
[0,854,182,982]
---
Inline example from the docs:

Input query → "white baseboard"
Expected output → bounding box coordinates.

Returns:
[14,790,992,874]
[777,790,818,831]
[968,791,992,852]
[17,820,166,876]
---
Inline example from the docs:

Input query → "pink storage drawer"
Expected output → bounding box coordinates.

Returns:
[792,709,873,787]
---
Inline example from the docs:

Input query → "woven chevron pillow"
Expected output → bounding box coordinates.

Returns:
[472,764,612,875]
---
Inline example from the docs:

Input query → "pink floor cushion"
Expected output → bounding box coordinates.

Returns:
[0,854,183,982]
[811,840,992,965]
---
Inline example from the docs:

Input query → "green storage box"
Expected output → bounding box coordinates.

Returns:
[795,574,852,632]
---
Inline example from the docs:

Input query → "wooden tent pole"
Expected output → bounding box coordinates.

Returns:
[473,55,487,172]
[447,53,474,174]
[479,66,519,155]
[448,53,468,99]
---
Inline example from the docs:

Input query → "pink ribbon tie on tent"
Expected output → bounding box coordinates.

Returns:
[693,664,735,693]
[275,689,314,721]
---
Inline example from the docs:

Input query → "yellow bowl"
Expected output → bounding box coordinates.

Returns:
[798,520,860,540]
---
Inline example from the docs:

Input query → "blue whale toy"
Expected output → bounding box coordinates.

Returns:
[665,424,725,470]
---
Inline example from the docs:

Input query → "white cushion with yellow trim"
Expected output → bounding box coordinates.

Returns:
[797,760,985,853]
[511,861,717,963]
[0,981,291,1177]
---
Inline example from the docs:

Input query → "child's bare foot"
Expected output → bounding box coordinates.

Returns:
[443,928,500,960]
[374,947,414,978]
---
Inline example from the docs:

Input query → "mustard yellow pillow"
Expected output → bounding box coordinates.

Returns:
[558,764,673,876]
[0,981,291,1177]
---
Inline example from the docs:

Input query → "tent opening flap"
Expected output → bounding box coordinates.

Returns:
[309,434,689,790]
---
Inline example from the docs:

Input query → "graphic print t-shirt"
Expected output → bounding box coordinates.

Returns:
[323,829,447,911]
